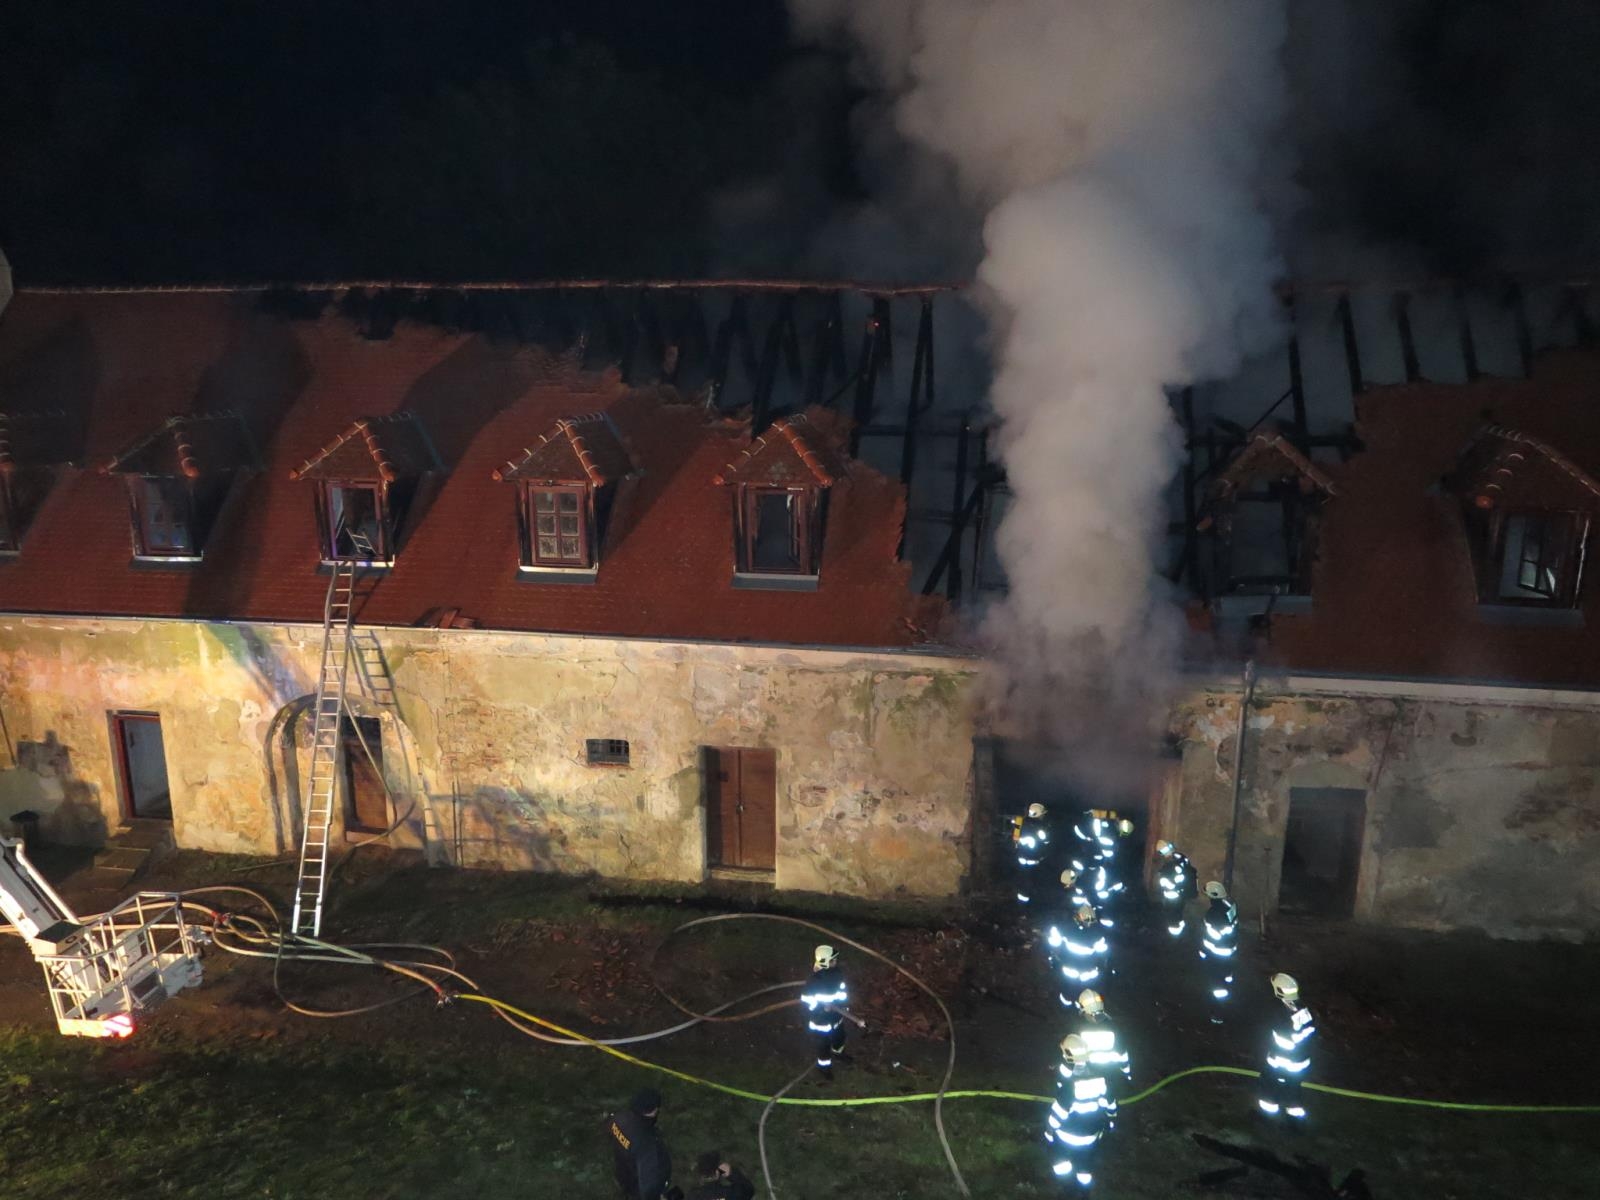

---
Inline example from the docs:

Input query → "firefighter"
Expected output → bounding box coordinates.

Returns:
[1258,973,1316,1122]
[689,1151,756,1200]
[1015,803,1051,904]
[1153,840,1197,937]
[1059,866,1094,913]
[607,1088,682,1200]
[1199,881,1239,1015]
[1043,989,1129,1194]
[801,944,849,1080]
[1046,903,1108,1009]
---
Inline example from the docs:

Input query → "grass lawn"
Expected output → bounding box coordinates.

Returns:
[2,855,1598,1198]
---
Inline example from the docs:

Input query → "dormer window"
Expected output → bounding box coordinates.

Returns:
[290,415,437,568]
[493,413,632,578]
[1199,431,1338,609]
[1450,426,1600,611]
[0,410,79,555]
[104,413,254,565]
[713,413,846,590]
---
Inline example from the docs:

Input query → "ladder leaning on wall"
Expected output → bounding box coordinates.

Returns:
[290,532,368,938]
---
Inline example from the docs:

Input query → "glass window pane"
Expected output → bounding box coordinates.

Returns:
[559,492,579,512]
[535,492,555,513]
[751,491,803,572]
[538,536,559,557]
[558,513,579,535]
[560,536,580,557]
[536,514,557,535]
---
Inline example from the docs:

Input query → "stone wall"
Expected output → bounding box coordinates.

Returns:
[0,616,983,899]
[1169,681,1600,940]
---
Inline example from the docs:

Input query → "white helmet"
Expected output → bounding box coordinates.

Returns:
[814,944,838,971]
[1077,988,1105,1018]
[1155,839,1175,857]
[1026,803,1046,819]
[1117,818,1134,836]
[1059,868,1078,887]
[1204,881,1228,900]
[1074,904,1096,926]
[1271,972,1300,1002]
[1060,1033,1088,1063]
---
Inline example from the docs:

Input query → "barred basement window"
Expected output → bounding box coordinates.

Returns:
[585,738,631,767]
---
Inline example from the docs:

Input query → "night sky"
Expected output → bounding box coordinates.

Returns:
[4,1,1599,286]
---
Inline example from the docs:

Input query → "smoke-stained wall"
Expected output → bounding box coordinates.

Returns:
[1171,685,1600,941]
[0,616,982,900]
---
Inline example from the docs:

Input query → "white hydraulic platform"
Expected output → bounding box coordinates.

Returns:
[0,835,204,1038]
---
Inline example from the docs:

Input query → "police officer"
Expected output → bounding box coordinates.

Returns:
[1153,840,1197,937]
[606,1088,682,1200]
[801,944,849,1080]
[689,1151,756,1200]
[1199,881,1239,1016]
[1043,989,1129,1194]
[1015,803,1051,904]
[1045,903,1108,1010]
[1258,973,1316,1122]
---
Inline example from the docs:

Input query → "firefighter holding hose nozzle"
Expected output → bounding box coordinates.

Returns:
[801,944,849,1081]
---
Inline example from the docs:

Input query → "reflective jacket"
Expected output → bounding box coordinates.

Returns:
[1156,852,1196,904]
[1016,815,1050,866]
[1046,918,1109,985]
[1265,1003,1316,1076]
[1201,898,1238,958]
[607,1108,672,1200]
[801,965,848,1033]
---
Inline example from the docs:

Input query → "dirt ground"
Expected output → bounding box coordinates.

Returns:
[2,848,1598,1199]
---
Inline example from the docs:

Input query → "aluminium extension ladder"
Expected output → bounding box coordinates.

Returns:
[290,534,369,937]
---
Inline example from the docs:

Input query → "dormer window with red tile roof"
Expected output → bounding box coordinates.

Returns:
[1200,430,1339,604]
[714,413,847,589]
[104,412,254,564]
[1449,426,1600,609]
[0,410,76,555]
[492,413,632,576]
[290,414,436,566]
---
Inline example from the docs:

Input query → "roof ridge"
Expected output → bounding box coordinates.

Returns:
[103,411,246,478]
[492,411,627,485]
[712,413,842,487]
[1469,424,1600,506]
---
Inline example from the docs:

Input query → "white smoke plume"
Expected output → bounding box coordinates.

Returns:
[792,1,1290,753]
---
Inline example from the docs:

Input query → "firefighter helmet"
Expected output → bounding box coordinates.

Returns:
[1077,989,1105,1017]
[813,945,838,971]
[1074,904,1096,926]
[1117,818,1134,836]
[1204,880,1228,900]
[1155,839,1175,857]
[1060,868,1078,887]
[1271,972,1300,1002]
[1026,803,1046,819]
[1060,1033,1088,1063]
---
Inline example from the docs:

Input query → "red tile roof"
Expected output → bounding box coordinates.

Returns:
[0,291,943,648]
[0,410,78,474]
[104,412,255,479]
[712,413,847,487]
[289,413,437,483]
[1451,424,1600,511]
[492,412,633,486]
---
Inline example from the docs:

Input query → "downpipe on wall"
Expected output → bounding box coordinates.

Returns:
[1222,660,1256,895]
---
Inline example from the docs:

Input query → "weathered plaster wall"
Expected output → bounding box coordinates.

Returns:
[1170,685,1600,940]
[0,616,981,899]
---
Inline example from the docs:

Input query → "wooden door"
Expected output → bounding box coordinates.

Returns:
[707,747,777,871]
[341,716,388,834]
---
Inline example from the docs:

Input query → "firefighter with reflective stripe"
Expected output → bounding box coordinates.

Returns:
[801,944,849,1080]
[1067,856,1117,926]
[1258,972,1316,1121]
[1043,990,1128,1194]
[1014,803,1051,904]
[1045,902,1108,1009]
[1153,840,1197,937]
[1199,881,1238,1014]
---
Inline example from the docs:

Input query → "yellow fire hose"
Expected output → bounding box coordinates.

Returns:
[457,994,1600,1114]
